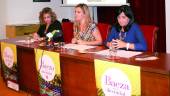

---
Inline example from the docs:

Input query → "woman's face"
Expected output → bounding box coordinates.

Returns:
[117,12,130,27]
[75,7,85,22]
[43,13,52,24]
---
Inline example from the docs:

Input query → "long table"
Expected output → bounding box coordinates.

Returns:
[0,37,170,96]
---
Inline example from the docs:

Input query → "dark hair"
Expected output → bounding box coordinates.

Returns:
[114,5,135,32]
[62,18,70,22]
[39,7,57,24]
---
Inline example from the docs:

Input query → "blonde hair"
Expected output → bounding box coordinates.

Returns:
[39,7,57,24]
[74,3,92,32]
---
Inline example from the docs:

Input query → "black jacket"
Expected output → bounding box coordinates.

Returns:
[37,20,64,42]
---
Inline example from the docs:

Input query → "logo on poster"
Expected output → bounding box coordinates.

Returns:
[38,55,55,81]
[101,68,131,96]
[3,47,14,68]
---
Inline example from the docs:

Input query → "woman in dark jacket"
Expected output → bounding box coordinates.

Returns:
[34,7,64,42]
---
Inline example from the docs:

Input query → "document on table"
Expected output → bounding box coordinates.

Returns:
[95,49,142,58]
[15,39,34,43]
[16,40,27,43]
[63,44,96,51]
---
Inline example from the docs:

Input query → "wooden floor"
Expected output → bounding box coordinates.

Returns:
[0,74,32,96]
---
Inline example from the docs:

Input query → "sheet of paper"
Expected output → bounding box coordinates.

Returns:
[63,44,96,51]
[95,49,142,58]
[135,56,158,61]
[15,39,34,43]
[16,40,27,43]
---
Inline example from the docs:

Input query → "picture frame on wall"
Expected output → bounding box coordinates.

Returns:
[33,0,50,2]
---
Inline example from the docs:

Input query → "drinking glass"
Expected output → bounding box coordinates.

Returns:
[108,41,117,59]
[60,42,65,47]
[26,35,32,44]
[58,42,65,48]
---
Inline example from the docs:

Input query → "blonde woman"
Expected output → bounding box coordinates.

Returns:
[71,3,102,45]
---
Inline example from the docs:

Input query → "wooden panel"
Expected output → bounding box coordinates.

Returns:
[60,56,97,96]
[141,71,170,96]
[17,47,39,94]
[6,26,16,38]
[16,24,39,36]
[6,24,39,38]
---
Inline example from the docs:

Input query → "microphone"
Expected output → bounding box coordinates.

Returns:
[45,29,62,44]
[46,32,53,41]
[46,30,58,41]
[52,30,62,38]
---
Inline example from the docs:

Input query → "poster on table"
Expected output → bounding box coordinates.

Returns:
[34,49,61,96]
[0,42,19,91]
[94,59,141,96]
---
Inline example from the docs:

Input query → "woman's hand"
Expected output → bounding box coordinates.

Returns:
[112,39,126,49]
[71,38,77,44]
[106,42,112,48]
[33,33,40,41]
[77,39,86,45]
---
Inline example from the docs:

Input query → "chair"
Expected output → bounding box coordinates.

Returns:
[62,22,74,43]
[140,25,158,52]
[97,23,111,42]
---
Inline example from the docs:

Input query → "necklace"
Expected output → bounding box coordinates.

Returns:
[119,31,126,40]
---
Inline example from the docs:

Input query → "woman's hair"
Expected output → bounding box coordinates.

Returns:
[39,7,57,24]
[74,3,92,32]
[114,5,135,32]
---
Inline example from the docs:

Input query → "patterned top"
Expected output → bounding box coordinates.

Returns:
[74,23,97,41]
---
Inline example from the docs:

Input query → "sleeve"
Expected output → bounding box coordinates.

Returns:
[133,24,147,51]
[104,27,116,47]
[104,26,116,46]
[37,25,45,37]
[51,21,64,42]
[91,23,97,33]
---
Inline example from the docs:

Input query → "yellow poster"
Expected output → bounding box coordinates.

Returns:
[94,59,141,96]
[1,42,19,91]
[34,49,61,96]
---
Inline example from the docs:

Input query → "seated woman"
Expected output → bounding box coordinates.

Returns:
[33,7,64,42]
[71,3,102,45]
[105,5,147,51]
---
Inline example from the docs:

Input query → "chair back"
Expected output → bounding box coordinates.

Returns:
[97,23,111,41]
[62,22,73,43]
[140,25,158,52]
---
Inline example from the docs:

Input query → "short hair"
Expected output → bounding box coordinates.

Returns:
[114,5,135,32]
[39,7,57,24]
